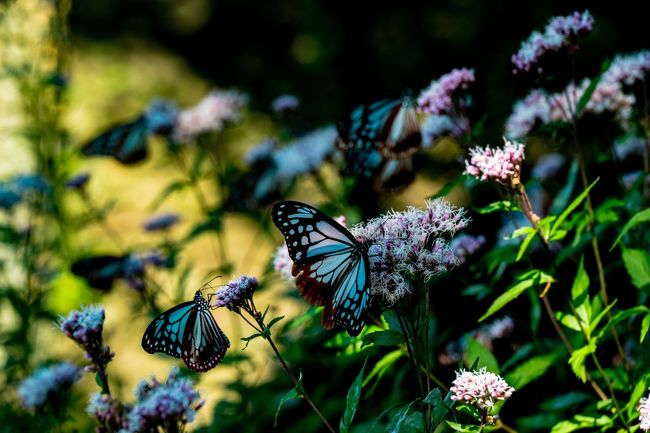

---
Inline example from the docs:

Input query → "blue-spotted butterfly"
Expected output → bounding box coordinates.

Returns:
[272,201,370,336]
[82,99,177,164]
[336,95,420,192]
[142,290,230,372]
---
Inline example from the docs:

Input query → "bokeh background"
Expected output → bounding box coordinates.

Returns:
[0,0,647,431]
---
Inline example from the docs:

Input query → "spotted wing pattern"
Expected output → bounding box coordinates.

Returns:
[272,201,370,336]
[142,291,230,372]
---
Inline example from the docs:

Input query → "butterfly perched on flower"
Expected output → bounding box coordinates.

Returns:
[336,95,421,192]
[142,290,230,372]
[82,99,178,164]
[271,201,370,336]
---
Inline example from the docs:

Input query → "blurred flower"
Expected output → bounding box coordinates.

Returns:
[614,135,647,161]
[273,126,337,182]
[143,213,181,232]
[145,98,179,134]
[450,367,515,411]
[464,138,526,185]
[603,50,650,87]
[639,391,650,431]
[65,172,91,190]
[0,174,50,211]
[505,90,551,138]
[487,316,515,340]
[271,94,300,113]
[87,393,127,432]
[123,251,167,290]
[244,138,278,165]
[174,89,248,142]
[512,10,594,73]
[417,68,475,115]
[18,362,81,410]
[351,199,468,304]
[212,275,258,311]
[532,153,567,181]
[451,234,486,265]
[622,171,650,190]
[273,244,293,280]
[421,114,470,147]
[125,367,203,433]
[439,317,514,366]
[0,184,22,210]
[59,306,114,370]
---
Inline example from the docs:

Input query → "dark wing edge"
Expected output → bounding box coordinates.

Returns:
[141,301,195,357]
[181,310,230,372]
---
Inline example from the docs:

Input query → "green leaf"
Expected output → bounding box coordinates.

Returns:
[95,372,109,394]
[184,216,222,244]
[190,146,207,180]
[445,421,481,432]
[274,371,304,427]
[571,257,591,329]
[556,311,581,332]
[550,178,599,236]
[466,337,499,374]
[611,208,650,250]
[428,174,468,199]
[568,343,596,383]
[474,200,521,214]
[423,389,455,428]
[628,375,650,418]
[516,229,537,261]
[363,350,403,389]
[550,160,578,216]
[594,305,646,342]
[479,271,539,322]
[577,76,602,116]
[622,248,650,290]
[642,312,650,343]
[362,330,404,347]
[387,400,419,433]
[149,179,190,210]
[550,414,612,433]
[240,333,263,349]
[265,315,285,335]
[505,352,559,389]
[340,359,367,433]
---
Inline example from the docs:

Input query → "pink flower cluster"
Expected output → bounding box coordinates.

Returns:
[512,10,594,73]
[417,68,475,115]
[450,368,515,411]
[603,50,650,86]
[639,391,650,431]
[350,199,468,304]
[504,90,551,138]
[174,89,248,142]
[464,138,526,184]
[212,275,258,311]
[421,114,470,148]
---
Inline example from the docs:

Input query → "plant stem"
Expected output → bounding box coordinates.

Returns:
[590,353,630,432]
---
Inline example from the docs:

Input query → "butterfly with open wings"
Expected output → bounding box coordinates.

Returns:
[272,201,371,336]
[142,290,230,372]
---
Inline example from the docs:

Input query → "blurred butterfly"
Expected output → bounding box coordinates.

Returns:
[336,95,420,192]
[71,252,167,291]
[82,99,178,164]
[142,290,230,372]
[272,201,370,336]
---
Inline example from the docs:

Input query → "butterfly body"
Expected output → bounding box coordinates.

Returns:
[142,291,230,372]
[272,201,370,336]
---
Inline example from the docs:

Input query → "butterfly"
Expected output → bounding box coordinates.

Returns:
[271,201,370,336]
[71,253,167,291]
[82,99,178,164]
[142,290,230,372]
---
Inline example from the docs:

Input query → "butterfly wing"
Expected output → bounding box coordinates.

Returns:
[82,116,149,164]
[71,255,125,291]
[336,99,399,152]
[182,309,230,372]
[272,201,370,335]
[142,301,196,358]
[378,96,421,159]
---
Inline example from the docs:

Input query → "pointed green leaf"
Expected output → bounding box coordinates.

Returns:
[479,271,539,322]
[622,248,650,290]
[362,330,404,347]
[505,352,559,389]
[611,208,650,250]
[551,178,599,235]
[568,343,595,383]
[466,337,499,374]
[428,174,468,199]
[387,400,419,433]
[642,313,650,343]
[274,371,304,427]
[474,200,521,214]
[340,359,367,433]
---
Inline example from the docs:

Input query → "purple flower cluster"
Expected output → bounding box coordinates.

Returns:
[123,250,167,290]
[213,275,258,311]
[271,94,300,113]
[350,199,468,304]
[174,89,248,142]
[87,393,127,431]
[450,367,515,411]
[639,390,650,431]
[417,68,475,115]
[504,90,551,139]
[18,362,81,410]
[64,172,91,190]
[421,114,470,147]
[439,317,514,366]
[464,138,526,185]
[531,153,567,182]
[450,234,486,265]
[614,136,646,161]
[125,367,203,433]
[603,50,650,87]
[143,213,181,232]
[271,126,338,182]
[512,10,594,73]
[59,306,114,369]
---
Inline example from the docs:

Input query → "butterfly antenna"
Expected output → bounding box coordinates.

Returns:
[199,274,222,291]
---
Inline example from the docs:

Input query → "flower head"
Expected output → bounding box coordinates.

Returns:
[143,213,181,232]
[417,68,475,115]
[504,90,551,138]
[464,138,526,185]
[273,244,294,280]
[450,234,486,265]
[532,153,567,182]
[450,368,515,412]
[213,275,258,311]
[126,367,203,433]
[272,126,337,182]
[18,362,81,410]
[65,172,91,190]
[639,391,650,431]
[350,199,468,304]
[615,136,646,161]
[271,94,300,113]
[59,306,114,369]
[603,50,650,87]
[174,89,248,142]
[87,393,127,430]
[245,138,278,165]
[512,11,594,73]
[421,114,470,148]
